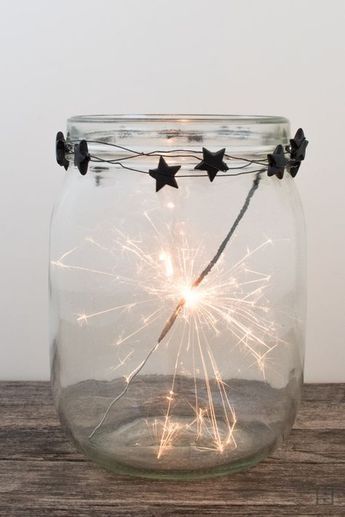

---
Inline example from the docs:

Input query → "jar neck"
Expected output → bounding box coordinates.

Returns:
[66,114,290,161]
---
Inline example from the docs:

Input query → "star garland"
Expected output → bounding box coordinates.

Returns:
[55,128,308,190]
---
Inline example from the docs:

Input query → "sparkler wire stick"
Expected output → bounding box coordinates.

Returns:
[89,172,262,440]
[89,341,160,439]
[158,172,262,343]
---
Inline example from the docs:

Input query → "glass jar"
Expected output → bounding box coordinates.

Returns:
[50,115,306,479]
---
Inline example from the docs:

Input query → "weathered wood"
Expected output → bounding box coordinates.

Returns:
[0,382,344,516]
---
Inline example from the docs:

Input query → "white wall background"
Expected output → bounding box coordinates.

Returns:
[0,0,344,382]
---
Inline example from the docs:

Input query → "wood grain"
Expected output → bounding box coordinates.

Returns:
[0,382,344,516]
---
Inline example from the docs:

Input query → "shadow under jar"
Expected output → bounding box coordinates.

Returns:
[50,114,306,479]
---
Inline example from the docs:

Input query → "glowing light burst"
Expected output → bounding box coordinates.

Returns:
[51,213,286,458]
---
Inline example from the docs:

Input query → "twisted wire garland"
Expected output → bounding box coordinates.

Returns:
[56,128,308,182]
[69,139,270,178]
[89,156,266,178]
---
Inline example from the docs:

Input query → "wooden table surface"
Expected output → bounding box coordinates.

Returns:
[0,382,344,516]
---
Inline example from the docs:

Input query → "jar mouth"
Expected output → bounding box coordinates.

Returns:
[66,114,290,160]
[68,113,288,125]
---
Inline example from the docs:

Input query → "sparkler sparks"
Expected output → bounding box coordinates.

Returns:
[51,175,288,460]
[182,286,203,309]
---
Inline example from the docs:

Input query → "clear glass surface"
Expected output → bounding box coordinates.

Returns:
[50,115,306,479]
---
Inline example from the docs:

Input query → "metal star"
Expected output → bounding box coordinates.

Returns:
[289,128,308,161]
[74,140,90,176]
[194,147,229,182]
[56,132,69,171]
[288,160,301,178]
[267,145,289,179]
[149,156,180,192]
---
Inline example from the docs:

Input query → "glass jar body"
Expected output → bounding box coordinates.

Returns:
[50,115,306,479]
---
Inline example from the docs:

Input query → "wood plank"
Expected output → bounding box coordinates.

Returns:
[1,427,344,465]
[0,460,345,514]
[0,504,345,517]
[2,382,345,430]
[1,458,345,495]
[0,382,344,516]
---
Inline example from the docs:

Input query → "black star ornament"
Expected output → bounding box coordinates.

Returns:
[149,156,181,192]
[56,131,69,170]
[267,144,289,179]
[289,128,308,161]
[74,140,90,175]
[288,160,301,178]
[194,147,229,182]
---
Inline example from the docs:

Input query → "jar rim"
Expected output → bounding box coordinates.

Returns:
[68,113,288,125]
[66,114,290,162]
